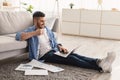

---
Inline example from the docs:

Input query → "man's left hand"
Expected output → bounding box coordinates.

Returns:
[58,45,68,54]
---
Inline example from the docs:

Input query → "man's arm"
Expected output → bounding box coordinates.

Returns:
[45,27,68,53]
[21,31,37,41]
[21,29,44,41]
[16,29,43,41]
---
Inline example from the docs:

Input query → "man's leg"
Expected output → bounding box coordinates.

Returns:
[71,52,116,73]
[70,53,99,67]
[40,50,101,71]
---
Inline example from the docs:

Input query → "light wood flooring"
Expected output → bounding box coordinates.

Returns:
[58,34,120,80]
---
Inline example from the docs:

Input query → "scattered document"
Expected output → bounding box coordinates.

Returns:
[54,45,81,57]
[15,59,65,76]
[15,64,33,71]
[27,59,64,72]
[25,70,48,75]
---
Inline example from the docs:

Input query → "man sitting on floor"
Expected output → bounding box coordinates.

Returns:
[16,11,116,73]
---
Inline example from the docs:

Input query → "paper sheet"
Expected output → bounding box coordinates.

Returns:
[25,69,48,75]
[15,64,33,71]
[27,59,64,72]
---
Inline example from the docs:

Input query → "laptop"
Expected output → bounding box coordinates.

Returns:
[54,45,80,57]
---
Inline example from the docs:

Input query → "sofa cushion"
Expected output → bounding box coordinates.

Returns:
[2,33,16,37]
[0,36,27,52]
[0,11,33,35]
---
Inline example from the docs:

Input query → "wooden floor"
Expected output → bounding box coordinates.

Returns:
[58,34,120,80]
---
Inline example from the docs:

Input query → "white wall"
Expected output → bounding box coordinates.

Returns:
[2,0,120,10]
[4,0,120,15]
[18,0,120,16]
[30,0,120,10]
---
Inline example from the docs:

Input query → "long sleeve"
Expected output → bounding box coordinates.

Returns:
[15,26,35,41]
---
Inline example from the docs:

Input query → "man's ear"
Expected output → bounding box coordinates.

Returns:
[33,18,37,25]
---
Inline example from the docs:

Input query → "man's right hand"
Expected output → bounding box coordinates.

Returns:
[35,29,44,35]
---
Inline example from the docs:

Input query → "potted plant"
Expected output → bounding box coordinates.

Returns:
[26,5,34,13]
[21,2,34,13]
[69,3,74,9]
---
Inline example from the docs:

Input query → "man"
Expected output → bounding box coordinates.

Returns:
[16,11,116,73]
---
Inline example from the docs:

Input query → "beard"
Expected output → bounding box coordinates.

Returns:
[37,23,45,29]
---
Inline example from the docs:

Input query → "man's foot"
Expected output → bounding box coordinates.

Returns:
[98,51,116,73]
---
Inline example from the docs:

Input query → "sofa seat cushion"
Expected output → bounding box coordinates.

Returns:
[2,33,16,37]
[0,36,27,52]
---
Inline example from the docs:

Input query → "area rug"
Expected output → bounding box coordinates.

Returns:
[0,57,100,80]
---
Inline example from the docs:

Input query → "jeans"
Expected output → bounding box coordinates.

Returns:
[40,50,102,71]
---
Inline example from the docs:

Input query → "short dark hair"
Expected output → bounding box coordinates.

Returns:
[33,11,45,18]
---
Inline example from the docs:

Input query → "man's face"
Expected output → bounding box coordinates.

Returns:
[34,17,45,29]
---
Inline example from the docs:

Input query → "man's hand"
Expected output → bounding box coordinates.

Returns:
[58,45,68,54]
[35,29,44,35]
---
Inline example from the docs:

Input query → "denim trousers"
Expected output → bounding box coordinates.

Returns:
[40,50,102,71]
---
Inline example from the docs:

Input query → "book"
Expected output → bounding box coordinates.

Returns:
[54,45,81,57]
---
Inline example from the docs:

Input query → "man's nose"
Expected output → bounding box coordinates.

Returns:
[42,22,45,25]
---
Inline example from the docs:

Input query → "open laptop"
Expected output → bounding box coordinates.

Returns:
[54,45,80,57]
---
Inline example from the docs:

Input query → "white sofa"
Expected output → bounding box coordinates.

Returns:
[0,11,58,60]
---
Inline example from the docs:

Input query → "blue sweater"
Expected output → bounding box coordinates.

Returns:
[16,25,59,60]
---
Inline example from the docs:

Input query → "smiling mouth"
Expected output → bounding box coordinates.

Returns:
[39,25,44,29]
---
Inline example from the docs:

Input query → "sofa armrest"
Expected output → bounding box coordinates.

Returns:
[46,17,59,32]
